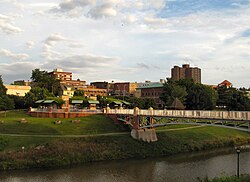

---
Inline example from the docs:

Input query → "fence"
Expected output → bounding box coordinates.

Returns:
[106,109,250,121]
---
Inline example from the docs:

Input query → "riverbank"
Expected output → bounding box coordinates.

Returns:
[0,126,250,170]
[0,111,250,171]
[199,174,250,182]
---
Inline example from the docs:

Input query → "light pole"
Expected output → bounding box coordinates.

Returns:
[236,148,240,178]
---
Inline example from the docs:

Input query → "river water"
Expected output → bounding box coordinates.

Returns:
[1,150,250,182]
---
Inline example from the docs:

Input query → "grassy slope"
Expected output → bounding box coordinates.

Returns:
[0,111,250,170]
[199,175,250,182]
[0,111,123,135]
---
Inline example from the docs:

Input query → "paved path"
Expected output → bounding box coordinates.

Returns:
[0,125,204,138]
[0,132,129,138]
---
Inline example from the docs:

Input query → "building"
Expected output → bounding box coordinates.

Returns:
[136,83,164,108]
[48,68,72,81]
[60,79,86,87]
[4,85,31,96]
[13,80,31,86]
[77,85,108,97]
[90,81,109,89]
[113,82,138,97]
[171,64,201,83]
[218,80,232,88]
[58,84,75,98]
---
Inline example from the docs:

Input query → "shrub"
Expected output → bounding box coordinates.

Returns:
[0,137,8,151]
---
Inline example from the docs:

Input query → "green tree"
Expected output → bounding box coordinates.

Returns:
[24,87,54,107]
[160,78,187,107]
[0,76,14,111]
[143,98,158,109]
[217,86,250,111]
[0,75,6,96]
[161,78,217,110]
[185,84,217,110]
[0,95,15,111]
[31,69,60,95]
[8,95,26,109]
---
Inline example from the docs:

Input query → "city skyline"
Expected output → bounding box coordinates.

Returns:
[1,0,250,87]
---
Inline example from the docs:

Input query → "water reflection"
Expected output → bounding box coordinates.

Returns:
[1,150,250,182]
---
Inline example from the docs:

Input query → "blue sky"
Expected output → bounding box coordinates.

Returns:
[0,0,250,87]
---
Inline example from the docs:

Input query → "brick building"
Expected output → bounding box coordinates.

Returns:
[171,64,201,83]
[113,82,138,97]
[48,68,72,81]
[136,83,164,108]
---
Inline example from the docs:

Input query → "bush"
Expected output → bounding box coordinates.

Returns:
[0,137,8,151]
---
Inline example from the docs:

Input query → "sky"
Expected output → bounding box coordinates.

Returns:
[0,0,250,88]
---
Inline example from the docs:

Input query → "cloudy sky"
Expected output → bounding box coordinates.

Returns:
[0,0,250,87]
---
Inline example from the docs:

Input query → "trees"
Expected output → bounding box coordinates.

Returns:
[160,78,187,107]
[0,95,14,111]
[160,78,217,110]
[0,76,7,96]
[0,76,14,111]
[31,69,60,95]
[24,87,54,107]
[184,84,217,110]
[217,86,250,111]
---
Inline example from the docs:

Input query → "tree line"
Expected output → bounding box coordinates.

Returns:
[0,69,250,111]
[160,78,250,111]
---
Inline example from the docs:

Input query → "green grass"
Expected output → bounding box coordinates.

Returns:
[0,111,124,135]
[198,175,250,182]
[2,136,54,151]
[0,111,250,171]
[0,126,249,170]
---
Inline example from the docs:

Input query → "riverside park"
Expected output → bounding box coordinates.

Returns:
[0,110,250,182]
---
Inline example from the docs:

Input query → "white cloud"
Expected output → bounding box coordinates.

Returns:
[148,0,166,10]
[125,15,137,23]
[144,16,168,27]
[44,32,67,46]
[42,33,69,60]
[26,41,35,50]
[0,48,29,60]
[88,3,117,18]
[0,14,23,34]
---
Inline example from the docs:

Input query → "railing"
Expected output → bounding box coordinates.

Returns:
[69,109,103,113]
[52,109,65,113]
[30,108,50,112]
[107,109,134,115]
[30,108,103,113]
[107,109,250,121]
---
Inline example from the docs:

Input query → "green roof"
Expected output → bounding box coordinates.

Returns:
[71,100,83,104]
[35,100,44,104]
[122,101,131,105]
[43,100,57,104]
[88,100,100,104]
[111,101,123,105]
[137,83,163,89]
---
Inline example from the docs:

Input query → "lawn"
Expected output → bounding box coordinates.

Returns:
[0,111,125,135]
[1,111,250,152]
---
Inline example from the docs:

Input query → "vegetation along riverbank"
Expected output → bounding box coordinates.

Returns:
[198,174,250,182]
[0,111,250,170]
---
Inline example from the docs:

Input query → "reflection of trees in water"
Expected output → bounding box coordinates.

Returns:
[2,151,250,182]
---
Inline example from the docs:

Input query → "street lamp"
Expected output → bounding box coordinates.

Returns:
[236,148,240,178]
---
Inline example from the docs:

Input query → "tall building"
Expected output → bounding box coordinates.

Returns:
[171,64,201,83]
